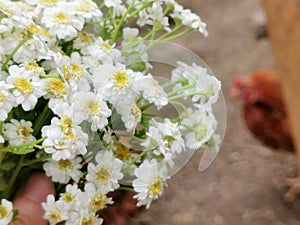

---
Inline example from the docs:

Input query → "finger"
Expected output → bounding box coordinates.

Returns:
[12,172,55,225]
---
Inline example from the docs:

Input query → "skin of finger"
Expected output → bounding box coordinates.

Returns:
[11,173,55,225]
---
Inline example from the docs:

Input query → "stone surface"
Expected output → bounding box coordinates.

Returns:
[124,0,300,224]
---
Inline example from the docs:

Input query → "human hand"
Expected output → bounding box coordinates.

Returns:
[12,173,54,225]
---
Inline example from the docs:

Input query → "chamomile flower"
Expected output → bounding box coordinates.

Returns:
[41,2,84,40]
[43,157,83,183]
[6,65,45,111]
[172,3,208,36]
[118,101,142,131]
[93,63,139,107]
[84,183,113,212]
[67,212,103,225]
[171,61,221,105]
[42,125,75,160]
[54,52,91,91]
[135,75,168,109]
[104,0,126,16]
[59,184,82,210]
[44,77,68,108]
[73,0,103,21]
[73,92,111,131]
[86,150,123,192]
[152,118,185,154]
[3,119,36,146]
[133,159,169,209]
[84,37,121,64]
[182,107,217,150]
[0,199,13,225]
[42,194,69,225]
[0,81,15,121]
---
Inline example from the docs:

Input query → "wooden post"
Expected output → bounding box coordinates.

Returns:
[262,0,300,163]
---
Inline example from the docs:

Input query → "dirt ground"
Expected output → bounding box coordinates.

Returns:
[127,0,300,224]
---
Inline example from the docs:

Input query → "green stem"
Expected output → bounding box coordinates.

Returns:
[168,90,206,101]
[2,36,29,71]
[33,103,51,137]
[167,83,197,97]
[129,146,153,166]
[110,0,136,44]
[5,155,25,198]
[118,186,134,192]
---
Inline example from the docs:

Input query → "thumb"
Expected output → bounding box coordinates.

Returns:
[12,172,55,225]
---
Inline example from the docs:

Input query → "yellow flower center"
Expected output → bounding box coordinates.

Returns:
[90,194,106,211]
[79,215,96,225]
[0,3,14,15]
[100,42,112,51]
[149,177,162,196]
[46,78,67,98]
[60,116,74,138]
[61,193,75,203]
[112,71,129,89]
[94,167,111,184]
[25,61,45,76]
[131,103,141,119]
[38,0,58,4]
[58,159,73,170]
[85,100,100,117]
[48,208,62,223]
[0,205,8,219]
[0,91,6,104]
[13,77,33,95]
[16,125,31,139]
[78,32,92,44]
[197,125,207,141]
[46,78,66,98]
[63,63,84,82]
[54,12,70,24]
[114,143,131,161]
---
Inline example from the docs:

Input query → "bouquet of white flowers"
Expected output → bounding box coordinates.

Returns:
[0,0,222,224]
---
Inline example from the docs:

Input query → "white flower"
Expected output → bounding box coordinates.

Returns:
[182,107,217,150]
[84,37,121,64]
[42,125,75,160]
[145,3,171,32]
[171,61,221,105]
[44,77,68,109]
[41,2,84,40]
[104,0,126,16]
[59,184,83,210]
[73,92,111,131]
[152,118,185,154]
[6,65,45,111]
[133,159,169,209]
[86,150,123,192]
[66,212,103,225]
[83,183,113,212]
[117,102,142,131]
[0,81,15,121]
[0,199,13,225]
[134,75,168,109]
[54,52,91,92]
[73,0,103,21]
[42,194,69,225]
[2,119,36,146]
[43,157,83,183]
[172,3,208,36]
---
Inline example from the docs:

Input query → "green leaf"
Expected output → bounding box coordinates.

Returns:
[0,161,16,171]
[6,146,35,155]
[0,176,7,191]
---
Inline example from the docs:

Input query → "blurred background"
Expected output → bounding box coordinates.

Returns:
[127,0,300,224]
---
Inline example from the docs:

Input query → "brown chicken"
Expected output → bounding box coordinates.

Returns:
[230,70,300,200]
[230,70,294,151]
